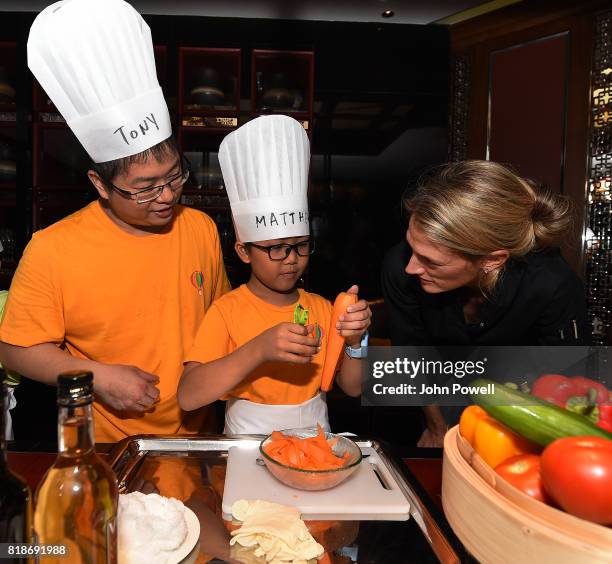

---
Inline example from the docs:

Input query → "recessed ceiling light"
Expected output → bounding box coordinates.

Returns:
[382,10,394,18]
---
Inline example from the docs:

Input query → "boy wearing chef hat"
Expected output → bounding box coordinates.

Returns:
[0,0,230,441]
[179,115,370,434]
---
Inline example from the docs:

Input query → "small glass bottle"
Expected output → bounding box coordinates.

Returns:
[0,378,32,564]
[34,372,118,563]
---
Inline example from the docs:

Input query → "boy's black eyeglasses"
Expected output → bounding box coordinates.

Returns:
[104,153,191,204]
[248,240,315,261]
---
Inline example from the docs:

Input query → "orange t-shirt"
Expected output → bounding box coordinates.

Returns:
[0,201,230,441]
[186,284,333,405]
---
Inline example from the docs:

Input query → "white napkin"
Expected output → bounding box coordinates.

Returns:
[230,499,324,564]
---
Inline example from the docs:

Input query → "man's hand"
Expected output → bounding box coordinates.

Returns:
[94,364,160,412]
[337,285,372,347]
[255,322,320,364]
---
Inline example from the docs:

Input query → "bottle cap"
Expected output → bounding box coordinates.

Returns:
[57,371,94,406]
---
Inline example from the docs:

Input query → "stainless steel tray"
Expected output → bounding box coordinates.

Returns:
[108,434,466,564]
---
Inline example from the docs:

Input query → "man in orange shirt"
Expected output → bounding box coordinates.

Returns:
[0,0,230,441]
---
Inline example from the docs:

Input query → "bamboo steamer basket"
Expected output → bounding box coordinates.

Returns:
[442,425,612,564]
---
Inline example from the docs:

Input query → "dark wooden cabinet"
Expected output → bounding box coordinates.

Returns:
[449,0,612,343]
[0,41,17,289]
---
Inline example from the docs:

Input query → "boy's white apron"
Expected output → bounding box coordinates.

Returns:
[224,393,330,434]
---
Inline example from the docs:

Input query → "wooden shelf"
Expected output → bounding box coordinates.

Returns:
[180,118,238,129]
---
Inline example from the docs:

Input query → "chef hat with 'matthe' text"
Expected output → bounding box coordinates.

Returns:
[219,114,310,243]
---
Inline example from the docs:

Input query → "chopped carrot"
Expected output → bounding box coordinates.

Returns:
[270,430,286,442]
[320,292,358,392]
[263,424,349,471]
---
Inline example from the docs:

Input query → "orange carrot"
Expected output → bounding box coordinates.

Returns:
[320,292,358,392]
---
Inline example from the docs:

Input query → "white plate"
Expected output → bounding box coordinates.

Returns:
[120,506,200,564]
[167,506,200,564]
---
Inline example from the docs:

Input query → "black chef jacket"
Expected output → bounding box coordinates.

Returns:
[381,240,591,346]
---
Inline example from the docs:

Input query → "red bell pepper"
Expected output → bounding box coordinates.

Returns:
[598,405,612,433]
[532,374,611,432]
[570,376,609,405]
[531,374,578,406]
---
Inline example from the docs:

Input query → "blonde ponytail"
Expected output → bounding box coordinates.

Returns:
[405,160,573,294]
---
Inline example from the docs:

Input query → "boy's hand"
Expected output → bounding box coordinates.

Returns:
[336,285,371,348]
[256,322,321,364]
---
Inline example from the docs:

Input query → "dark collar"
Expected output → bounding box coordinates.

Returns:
[480,257,529,325]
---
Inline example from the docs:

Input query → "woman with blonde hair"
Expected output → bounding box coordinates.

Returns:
[381,160,590,446]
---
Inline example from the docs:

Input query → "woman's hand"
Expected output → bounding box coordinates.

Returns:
[417,426,447,448]
[255,322,320,364]
[418,405,448,447]
[337,285,372,347]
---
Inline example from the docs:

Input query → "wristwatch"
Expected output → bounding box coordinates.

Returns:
[345,332,369,359]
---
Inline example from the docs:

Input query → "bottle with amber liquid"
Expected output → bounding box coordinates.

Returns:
[0,378,32,564]
[34,372,118,563]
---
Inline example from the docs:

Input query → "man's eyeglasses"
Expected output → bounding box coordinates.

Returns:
[104,154,191,204]
[248,240,315,261]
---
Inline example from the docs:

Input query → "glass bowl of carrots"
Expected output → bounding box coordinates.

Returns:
[259,426,363,491]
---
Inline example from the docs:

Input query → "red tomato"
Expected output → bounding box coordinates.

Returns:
[495,454,550,504]
[541,437,612,525]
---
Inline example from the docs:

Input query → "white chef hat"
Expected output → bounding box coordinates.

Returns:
[219,115,310,243]
[27,0,171,163]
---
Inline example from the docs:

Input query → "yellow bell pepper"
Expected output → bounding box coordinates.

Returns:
[459,405,540,468]
[459,405,489,444]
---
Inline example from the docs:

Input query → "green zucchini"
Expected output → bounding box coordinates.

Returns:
[470,378,612,446]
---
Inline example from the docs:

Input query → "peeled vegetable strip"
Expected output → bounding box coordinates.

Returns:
[270,431,286,442]
[302,425,328,447]
[293,303,309,326]
[264,424,348,470]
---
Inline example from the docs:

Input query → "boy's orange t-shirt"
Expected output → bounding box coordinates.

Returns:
[0,201,230,441]
[186,284,333,405]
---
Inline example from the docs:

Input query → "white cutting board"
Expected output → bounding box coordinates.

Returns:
[221,445,411,521]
